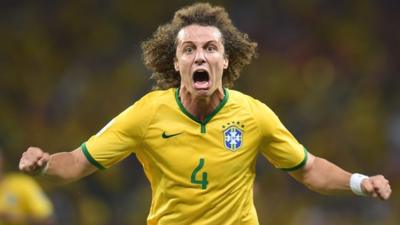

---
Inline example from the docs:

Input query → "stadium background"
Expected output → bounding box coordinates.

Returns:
[1,0,399,224]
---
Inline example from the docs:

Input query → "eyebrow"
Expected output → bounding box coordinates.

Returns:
[180,40,219,46]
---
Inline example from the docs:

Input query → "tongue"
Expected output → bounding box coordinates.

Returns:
[194,81,209,89]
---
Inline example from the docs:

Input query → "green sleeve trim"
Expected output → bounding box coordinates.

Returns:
[280,147,308,172]
[81,143,106,170]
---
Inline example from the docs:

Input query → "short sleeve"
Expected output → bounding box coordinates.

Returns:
[83,95,155,169]
[252,100,307,171]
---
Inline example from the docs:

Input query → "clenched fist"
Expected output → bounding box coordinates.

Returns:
[362,175,392,200]
[19,147,50,175]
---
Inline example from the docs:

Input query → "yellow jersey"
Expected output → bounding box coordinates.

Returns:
[0,173,53,225]
[83,88,307,225]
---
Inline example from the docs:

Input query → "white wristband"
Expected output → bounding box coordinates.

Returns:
[350,173,368,196]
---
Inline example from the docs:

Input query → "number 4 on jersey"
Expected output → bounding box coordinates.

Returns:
[191,158,208,189]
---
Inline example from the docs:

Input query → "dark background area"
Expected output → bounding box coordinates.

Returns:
[0,1,399,224]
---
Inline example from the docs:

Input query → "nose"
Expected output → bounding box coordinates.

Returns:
[194,49,206,65]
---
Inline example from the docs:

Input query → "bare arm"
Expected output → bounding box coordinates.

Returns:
[19,147,97,184]
[289,152,392,200]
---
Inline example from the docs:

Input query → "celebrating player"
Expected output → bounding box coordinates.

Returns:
[19,3,391,225]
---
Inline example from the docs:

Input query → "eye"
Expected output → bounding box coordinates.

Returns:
[206,45,217,52]
[183,46,194,54]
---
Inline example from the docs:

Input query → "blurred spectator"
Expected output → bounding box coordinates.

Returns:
[0,149,54,225]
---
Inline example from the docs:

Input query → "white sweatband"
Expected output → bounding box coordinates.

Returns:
[350,173,368,196]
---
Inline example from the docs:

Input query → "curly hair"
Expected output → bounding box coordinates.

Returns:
[141,2,258,90]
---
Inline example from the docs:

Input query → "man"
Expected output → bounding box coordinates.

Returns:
[0,150,54,225]
[19,3,391,225]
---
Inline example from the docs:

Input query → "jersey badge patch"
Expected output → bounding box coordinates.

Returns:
[222,121,244,151]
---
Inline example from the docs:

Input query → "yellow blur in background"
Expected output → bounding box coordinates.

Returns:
[0,1,399,224]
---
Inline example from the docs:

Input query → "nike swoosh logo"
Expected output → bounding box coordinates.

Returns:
[162,131,182,139]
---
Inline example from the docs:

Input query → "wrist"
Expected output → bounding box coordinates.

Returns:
[350,173,368,196]
[36,162,49,176]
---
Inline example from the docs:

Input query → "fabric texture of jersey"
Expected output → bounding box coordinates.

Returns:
[0,173,53,225]
[83,88,307,225]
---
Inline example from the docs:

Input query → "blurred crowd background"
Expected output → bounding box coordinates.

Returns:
[1,0,399,224]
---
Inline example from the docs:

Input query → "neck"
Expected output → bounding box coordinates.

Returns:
[179,87,225,121]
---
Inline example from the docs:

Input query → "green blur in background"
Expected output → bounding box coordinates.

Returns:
[0,0,399,224]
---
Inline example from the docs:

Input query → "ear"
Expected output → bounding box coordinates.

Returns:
[223,55,229,69]
[174,58,179,71]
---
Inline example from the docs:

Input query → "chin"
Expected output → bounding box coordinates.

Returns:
[193,89,211,97]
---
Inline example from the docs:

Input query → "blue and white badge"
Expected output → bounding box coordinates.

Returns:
[223,125,243,151]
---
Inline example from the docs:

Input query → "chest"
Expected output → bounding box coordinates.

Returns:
[137,109,261,186]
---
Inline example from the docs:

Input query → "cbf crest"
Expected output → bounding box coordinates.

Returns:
[222,121,245,152]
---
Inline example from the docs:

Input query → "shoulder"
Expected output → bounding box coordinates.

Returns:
[128,89,175,110]
[122,89,175,114]
[140,88,175,102]
[228,89,281,134]
[227,89,262,104]
[106,88,176,132]
[227,89,275,114]
[2,173,38,188]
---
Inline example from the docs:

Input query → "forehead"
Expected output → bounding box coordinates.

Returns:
[176,24,223,45]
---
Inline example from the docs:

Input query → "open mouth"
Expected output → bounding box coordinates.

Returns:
[192,70,210,89]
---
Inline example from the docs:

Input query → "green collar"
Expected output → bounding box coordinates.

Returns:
[175,88,229,133]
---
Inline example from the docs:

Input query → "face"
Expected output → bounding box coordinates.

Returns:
[174,24,228,97]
